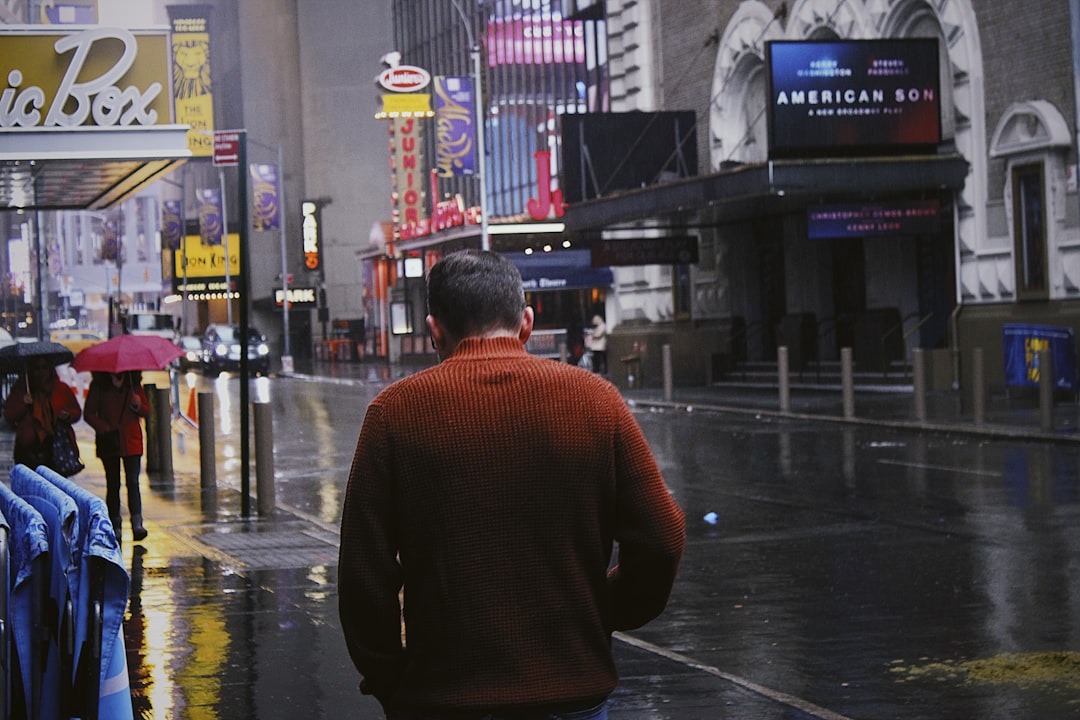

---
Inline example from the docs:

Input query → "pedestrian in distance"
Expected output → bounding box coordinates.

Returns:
[338,250,685,720]
[83,371,150,542]
[3,356,82,470]
[588,314,608,374]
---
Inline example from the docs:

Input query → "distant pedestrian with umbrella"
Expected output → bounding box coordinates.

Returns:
[83,371,150,542]
[2,348,81,470]
[72,333,183,543]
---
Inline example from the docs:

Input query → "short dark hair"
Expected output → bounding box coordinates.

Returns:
[427,250,526,339]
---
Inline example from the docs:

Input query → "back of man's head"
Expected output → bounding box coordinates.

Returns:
[427,250,526,339]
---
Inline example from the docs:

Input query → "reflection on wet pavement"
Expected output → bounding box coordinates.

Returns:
[55,372,1080,719]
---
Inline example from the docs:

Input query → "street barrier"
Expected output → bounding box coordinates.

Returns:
[255,401,275,517]
[199,391,216,494]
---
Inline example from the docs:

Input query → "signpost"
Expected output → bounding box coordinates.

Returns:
[214,129,253,516]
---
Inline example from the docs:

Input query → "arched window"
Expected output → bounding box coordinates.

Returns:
[990,100,1073,300]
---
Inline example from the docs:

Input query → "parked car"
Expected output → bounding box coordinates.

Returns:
[175,335,204,372]
[201,324,270,375]
[50,328,106,355]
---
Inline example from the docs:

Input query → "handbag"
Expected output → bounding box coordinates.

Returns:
[51,422,85,476]
[95,428,122,459]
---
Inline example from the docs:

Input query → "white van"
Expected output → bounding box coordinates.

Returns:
[124,311,179,341]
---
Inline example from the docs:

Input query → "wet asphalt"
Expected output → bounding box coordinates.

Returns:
[4,364,1080,719]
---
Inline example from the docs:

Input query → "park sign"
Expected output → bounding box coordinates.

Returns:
[0,26,172,129]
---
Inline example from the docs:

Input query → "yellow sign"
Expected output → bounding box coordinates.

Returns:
[0,28,171,128]
[170,10,215,156]
[176,234,240,279]
[376,93,433,119]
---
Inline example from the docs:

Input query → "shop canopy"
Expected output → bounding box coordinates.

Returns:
[507,249,613,292]
[0,26,191,211]
[0,125,190,210]
[562,154,969,234]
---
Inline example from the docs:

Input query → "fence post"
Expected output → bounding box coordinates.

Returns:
[144,383,158,471]
[778,346,791,413]
[662,344,673,402]
[198,392,216,489]
[912,348,927,422]
[255,401,275,516]
[154,387,173,483]
[841,347,855,420]
[1039,348,1054,432]
[973,348,986,425]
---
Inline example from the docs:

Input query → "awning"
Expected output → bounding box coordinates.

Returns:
[563,154,970,233]
[0,126,191,210]
[0,26,191,211]
[507,249,613,291]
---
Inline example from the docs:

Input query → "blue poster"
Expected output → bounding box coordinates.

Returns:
[196,187,223,246]
[434,76,476,177]
[1002,324,1077,391]
[162,199,183,250]
[250,163,280,231]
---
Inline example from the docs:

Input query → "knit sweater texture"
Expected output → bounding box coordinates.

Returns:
[338,336,685,714]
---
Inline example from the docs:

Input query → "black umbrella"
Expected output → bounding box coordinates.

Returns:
[0,340,75,372]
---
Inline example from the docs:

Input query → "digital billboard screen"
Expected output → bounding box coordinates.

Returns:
[766,39,941,158]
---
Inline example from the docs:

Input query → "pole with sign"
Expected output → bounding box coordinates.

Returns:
[213,129,253,517]
[213,130,240,323]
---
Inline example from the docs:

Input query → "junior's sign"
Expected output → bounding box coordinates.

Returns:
[0,26,172,129]
[766,39,940,158]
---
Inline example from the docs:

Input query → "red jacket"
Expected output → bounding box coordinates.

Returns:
[83,376,149,457]
[3,374,82,466]
[338,336,685,714]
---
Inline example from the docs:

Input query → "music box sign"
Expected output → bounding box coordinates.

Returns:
[0,26,172,129]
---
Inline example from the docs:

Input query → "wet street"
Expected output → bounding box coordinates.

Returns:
[80,368,1080,719]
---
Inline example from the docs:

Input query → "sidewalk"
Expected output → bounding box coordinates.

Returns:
[624,380,1080,444]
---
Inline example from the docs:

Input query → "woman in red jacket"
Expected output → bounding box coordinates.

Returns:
[83,371,151,541]
[3,357,82,469]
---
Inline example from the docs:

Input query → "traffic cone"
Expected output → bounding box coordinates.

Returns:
[186,386,198,425]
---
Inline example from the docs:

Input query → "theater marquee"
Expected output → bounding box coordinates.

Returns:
[766,39,941,158]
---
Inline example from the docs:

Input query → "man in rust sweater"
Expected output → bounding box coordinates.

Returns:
[339,250,685,720]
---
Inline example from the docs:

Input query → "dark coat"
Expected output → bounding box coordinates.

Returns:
[83,375,150,458]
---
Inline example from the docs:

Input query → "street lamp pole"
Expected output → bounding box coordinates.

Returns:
[449,0,489,251]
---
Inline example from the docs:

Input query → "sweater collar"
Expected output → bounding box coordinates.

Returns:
[448,335,528,360]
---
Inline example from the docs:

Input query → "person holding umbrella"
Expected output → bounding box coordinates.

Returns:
[3,354,82,469]
[82,371,151,542]
[72,334,182,544]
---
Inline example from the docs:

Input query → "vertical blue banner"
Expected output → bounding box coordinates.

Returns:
[162,200,183,250]
[101,209,122,261]
[250,163,280,231]
[434,75,476,177]
[197,188,223,246]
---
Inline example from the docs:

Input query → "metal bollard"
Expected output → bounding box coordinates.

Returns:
[973,348,986,425]
[154,387,173,483]
[778,346,791,413]
[254,401,275,516]
[144,383,158,471]
[198,392,216,489]
[1039,349,1054,432]
[912,348,927,422]
[662,344,673,402]
[841,347,855,420]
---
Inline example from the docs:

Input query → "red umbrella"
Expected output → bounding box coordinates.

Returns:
[71,334,184,373]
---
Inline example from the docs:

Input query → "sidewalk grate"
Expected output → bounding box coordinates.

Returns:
[196,529,339,570]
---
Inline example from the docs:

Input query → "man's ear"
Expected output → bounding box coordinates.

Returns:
[518,306,534,344]
[426,315,447,355]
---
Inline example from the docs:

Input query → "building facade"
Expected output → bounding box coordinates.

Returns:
[571,0,1080,393]
[4,0,1079,395]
